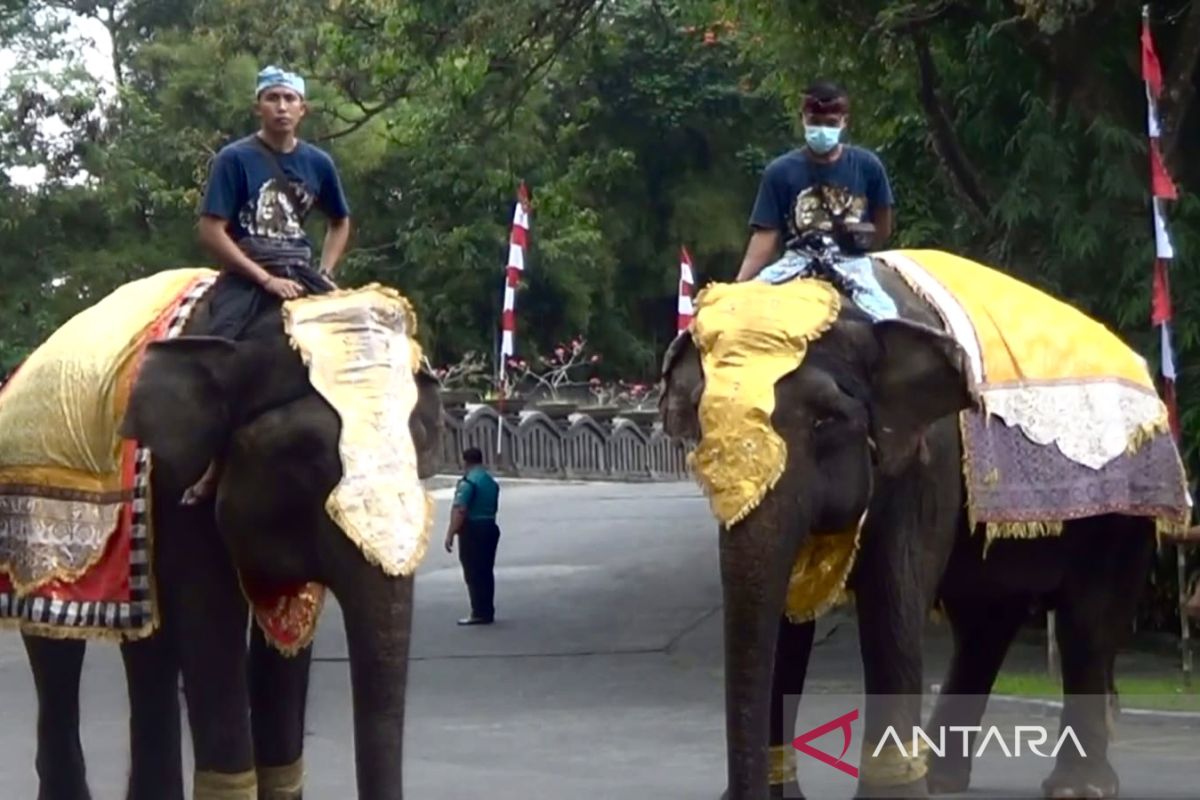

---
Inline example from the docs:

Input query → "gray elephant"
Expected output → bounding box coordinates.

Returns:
[660,262,1180,800]
[17,292,441,800]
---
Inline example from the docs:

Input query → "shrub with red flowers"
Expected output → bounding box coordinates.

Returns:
[588,378,660,410]
[502,335,601,401]
[424,350,491,392]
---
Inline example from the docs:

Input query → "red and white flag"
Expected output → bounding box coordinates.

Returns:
[499,181,530,376]
[678,246,695,332]
[1141,6,1179,438]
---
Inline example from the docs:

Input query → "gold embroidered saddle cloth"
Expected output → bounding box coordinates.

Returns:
[0,268,218,639]
[874,249,1191,541]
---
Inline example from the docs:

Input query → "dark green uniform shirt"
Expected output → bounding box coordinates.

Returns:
[453,466,500,521]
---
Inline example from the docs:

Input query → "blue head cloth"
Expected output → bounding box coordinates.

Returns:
[256,66,306,98]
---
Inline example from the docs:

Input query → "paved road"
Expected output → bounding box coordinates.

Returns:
[0,482,1195,798]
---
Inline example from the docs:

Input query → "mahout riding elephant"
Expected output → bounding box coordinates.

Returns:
[18,292,442,800]
[660,260,1169,800]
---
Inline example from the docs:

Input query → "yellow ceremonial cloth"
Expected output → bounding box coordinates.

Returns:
[0,268,218,492]
[886,249,1153,388]
[282,285,433,577]
[687,278,858,621]
[877,249,1168,470]
[688,278,842,527]
[784,525,860,623]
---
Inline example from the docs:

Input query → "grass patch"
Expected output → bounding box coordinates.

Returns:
[993,672,1200,712]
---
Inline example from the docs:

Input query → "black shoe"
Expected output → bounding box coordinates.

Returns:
[457,616,493,625]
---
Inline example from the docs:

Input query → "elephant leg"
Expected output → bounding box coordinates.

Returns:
[21,634,91,800]
[158,504,256,798]
[853,516,934,798]
[924,596,1028,795]
[1041,517,1153,800]
[768,618,815,798]
[120,632,184,800]
[249,624,313,799]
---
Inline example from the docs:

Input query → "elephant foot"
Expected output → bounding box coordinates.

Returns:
[1041,761,1119,799]
[926,758,970,795]
[718,783,804,800]
[855,778,928,799]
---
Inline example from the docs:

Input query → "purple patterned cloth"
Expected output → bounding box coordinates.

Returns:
[960,410,1190,528]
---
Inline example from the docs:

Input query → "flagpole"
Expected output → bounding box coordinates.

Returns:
[497,182,531,459]
[1141,3,1192,685]
[678,246,696,333]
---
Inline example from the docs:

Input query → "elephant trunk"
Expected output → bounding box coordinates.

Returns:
[334,563,415,800]
[719,491,807,800]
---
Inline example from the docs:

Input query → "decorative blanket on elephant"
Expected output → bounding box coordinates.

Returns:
[687,278,864,621]
[281,285,434,577]
[873,249,1191,541]
[0,268,218,640]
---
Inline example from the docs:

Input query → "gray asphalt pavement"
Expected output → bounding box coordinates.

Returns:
[0,481,1195,799]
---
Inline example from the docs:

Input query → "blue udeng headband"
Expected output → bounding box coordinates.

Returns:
[256,66,306,98]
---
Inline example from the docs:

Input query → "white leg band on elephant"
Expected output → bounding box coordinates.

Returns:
[859,737,929,787]
[193,768,258,800]
[768,744,797,785]
[257,759,305,799]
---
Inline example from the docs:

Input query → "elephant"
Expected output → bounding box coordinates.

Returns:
[660,264,1159,800]
[18,292,442,800]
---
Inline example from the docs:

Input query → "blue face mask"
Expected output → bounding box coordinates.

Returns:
[804,124,842,155]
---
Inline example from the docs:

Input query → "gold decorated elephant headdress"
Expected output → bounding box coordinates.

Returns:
[686,278,842,527]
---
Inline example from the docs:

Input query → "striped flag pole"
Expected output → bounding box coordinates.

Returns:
[496,181,531,455]
[1142,5,1193,684]
[1142,5,1180,439]
[678,246,695,333]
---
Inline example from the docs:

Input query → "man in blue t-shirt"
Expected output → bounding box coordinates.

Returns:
[180,65,351,505]
[197,65,352,336]
[735,80,894,282]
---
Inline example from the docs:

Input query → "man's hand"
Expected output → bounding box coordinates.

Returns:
[263,275,305,299]
[444,533,455,554]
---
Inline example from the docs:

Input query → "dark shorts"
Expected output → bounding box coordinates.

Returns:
[201,264,335,341]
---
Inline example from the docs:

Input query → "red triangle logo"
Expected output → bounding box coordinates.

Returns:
[792,708,859,779]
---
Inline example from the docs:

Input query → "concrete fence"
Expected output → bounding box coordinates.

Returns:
[436,403,693,481]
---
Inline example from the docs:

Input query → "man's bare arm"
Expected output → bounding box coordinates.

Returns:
[871,206,894,250]
[197,215,303,299]
[735,228,782,282]
[319,216,351,275]
[197,215,272,286]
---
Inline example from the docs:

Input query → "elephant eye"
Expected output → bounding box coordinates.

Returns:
[813,415,837,430]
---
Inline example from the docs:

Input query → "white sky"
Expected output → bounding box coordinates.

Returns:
[2,13,115,187]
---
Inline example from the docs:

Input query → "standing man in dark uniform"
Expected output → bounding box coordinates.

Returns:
[444,448,501,625]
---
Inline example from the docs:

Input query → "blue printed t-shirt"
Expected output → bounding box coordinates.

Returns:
[748,145,893,243]
[199,135,350,260]
[453,466,500,521]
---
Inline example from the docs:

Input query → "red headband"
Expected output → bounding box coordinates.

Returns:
[803,94,849,114]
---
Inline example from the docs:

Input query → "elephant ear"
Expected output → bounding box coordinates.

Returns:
[868,319,978,475]
[409,368,444,479]
[119,336,240,489]
[659,331,704,441]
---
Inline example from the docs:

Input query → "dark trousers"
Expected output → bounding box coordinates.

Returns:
[458,519,500,620]
[202,264,335,340]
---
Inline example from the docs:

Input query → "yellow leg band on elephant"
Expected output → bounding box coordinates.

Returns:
[859,738,929,787]
[257,759,305,799]
[768,745,797,785]
[193,769,258,800]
